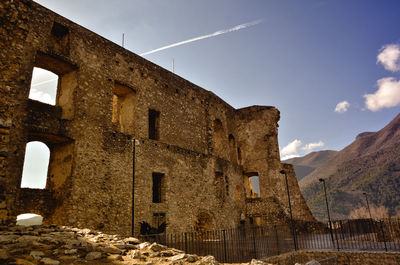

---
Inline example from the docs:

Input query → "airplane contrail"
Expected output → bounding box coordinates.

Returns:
[140,19,263,56]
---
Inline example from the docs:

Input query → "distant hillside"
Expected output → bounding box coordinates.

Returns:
[297,113,400,220]
[284,150,337,181]
[16,215,43,226]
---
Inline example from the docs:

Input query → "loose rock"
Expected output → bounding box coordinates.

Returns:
[200,255,219,265]
[149,242,168,252]
[124,237,140,244]
[306,260,321,265]
[30,250,45,260]
[131,249,142,259]
[41,257,60,265]
[85,251,102,260]
[0,249,8,260]
[170,253,186,261]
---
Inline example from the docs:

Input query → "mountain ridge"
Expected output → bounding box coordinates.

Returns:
[290,113,400,220]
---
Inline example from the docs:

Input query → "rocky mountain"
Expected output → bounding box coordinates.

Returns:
[283,150,337,181]
[296,113,400,220]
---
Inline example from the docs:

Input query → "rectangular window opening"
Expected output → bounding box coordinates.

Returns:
[112,83,136,134]
[152,172,164,203]
[244,172,260,198]
[152,212,166,228]
[148,109,160,140]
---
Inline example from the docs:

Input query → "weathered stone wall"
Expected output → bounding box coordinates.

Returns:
[0,0,314,236]
[264,250,400,265]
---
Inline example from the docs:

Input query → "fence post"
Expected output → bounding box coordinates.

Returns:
[252,226,257,259]
[380,221,388,252]
[333,222,340,251]
[274,225,280,255]
[222,230,227,262]
[184,232,188,253]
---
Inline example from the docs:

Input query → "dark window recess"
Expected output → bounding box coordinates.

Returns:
[152,172,164,203]
[51,22,69,37]
[148,109,160,140]
[152,212,166,227]
[215,172,225,200]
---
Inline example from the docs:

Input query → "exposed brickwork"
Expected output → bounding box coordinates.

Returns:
[0,0,314,236]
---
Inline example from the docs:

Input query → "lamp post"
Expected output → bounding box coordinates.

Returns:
[363,192,373,220]
[280,169,297,251]
[319,178,335,248]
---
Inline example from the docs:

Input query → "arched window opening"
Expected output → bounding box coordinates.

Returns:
[194,212,215,232]
[228,134,237,162]
[213,119,225,158]
[215,172,225,200]
[29,67,58,105]
[16,213,43,226]
[21,141,50,189]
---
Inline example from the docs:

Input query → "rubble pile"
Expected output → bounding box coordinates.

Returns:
[0,225,220,265]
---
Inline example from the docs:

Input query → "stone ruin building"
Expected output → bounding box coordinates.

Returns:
[0,0,314,236]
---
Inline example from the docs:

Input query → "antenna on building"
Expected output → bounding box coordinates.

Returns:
[172,58,175,73]
[122,33,125,48]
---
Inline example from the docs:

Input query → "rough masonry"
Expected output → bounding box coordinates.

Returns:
[0,0,314,236]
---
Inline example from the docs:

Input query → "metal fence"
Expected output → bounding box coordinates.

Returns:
[139,218,400,263]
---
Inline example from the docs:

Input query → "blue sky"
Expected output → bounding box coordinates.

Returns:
[32,0,400,160]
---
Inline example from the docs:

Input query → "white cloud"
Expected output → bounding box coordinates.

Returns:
[364,77,400,111]
[334,100,350,113]
[29,87,55,105]
[281,154,301,161]
[377,44,400,72]
[280,139,302,157]
[302,141,324,152]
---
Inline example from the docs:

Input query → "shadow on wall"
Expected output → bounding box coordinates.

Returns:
[16,213,43,226]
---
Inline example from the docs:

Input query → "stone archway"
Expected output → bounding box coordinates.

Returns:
[194,212,215,232]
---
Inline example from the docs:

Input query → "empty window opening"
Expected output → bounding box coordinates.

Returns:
[213,119,225,158]
[16,213,43,226]
[49,22,70,55]
[31,53,77,119]
[237,147,242,164]
[228,134,237,162]
[249,217,254,225]
[249,176,260,198]
[112,83,136,134]
[152,172,165,203]
[21,141,50,189]
[152,212,166,228]
[149,109,160,140]
[51,22,69,37]
[194,212,215,232]
[29,67,58,105]
[244,173,260,198]
[248,217,261,226]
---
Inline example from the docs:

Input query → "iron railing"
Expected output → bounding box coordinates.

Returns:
[139,218,400,263]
